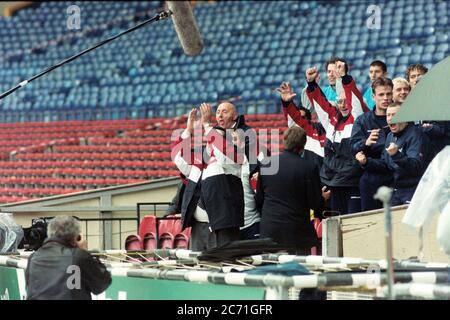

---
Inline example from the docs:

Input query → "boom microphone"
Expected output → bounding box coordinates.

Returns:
[0,2,204,101]
[167,1,204,56]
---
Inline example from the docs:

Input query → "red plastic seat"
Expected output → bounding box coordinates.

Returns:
[158,232,174,249]
[182,227,191,238]
[173,233,189,249]
[143,232,157,250]
[157,218,173,237]
[125,234,142,250]
[313,218,322,239]
[139,215,157,240]
[169,216,183,236]
[159,215,182,236]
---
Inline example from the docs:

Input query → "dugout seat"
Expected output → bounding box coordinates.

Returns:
[125,234,142,250]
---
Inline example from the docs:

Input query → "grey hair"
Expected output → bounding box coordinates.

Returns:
[47,216,80,244]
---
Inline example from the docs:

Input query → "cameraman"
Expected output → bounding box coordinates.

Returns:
[25,216,111,300]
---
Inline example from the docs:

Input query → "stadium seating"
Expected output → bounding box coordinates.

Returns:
[136,213,192,250]
[158,232,174,249]
[0,1,447,204]
[0,112,285,203]
[125,234,142,251]
[143,232,157,250]
[0,0,447,123]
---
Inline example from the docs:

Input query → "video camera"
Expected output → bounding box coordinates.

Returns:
[19,218,49,251]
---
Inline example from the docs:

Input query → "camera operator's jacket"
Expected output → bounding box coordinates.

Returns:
[171,115,261,232]
[25,238,111,300]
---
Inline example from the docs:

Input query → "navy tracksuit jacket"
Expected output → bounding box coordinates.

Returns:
[363,124,428,205]
[350,110,391,211]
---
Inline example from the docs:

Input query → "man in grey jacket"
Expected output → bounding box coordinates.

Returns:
[25,216,111,300]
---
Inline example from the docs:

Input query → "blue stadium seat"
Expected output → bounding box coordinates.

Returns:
[0,0,445,120]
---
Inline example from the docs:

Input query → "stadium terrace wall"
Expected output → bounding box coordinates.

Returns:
[323,205,450,263]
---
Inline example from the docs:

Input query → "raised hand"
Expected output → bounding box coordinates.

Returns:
[276,82,297,102]
[335,60,347,77]
[199,102,212,128]
[186,108,200,134]
[305,66,319,83]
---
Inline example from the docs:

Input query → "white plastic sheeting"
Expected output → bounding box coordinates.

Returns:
[402,146,450,254]
[0,212,24,253]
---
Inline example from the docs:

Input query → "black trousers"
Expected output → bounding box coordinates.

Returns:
[239,221,260,240]
[189,220,240,251]
[329,186,361,215]
[391,187,416,206]
[359,171,385,211]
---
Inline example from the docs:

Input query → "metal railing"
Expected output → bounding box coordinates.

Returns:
[32,202,174,249]
[136,202,172,230]
[76,217,138,250]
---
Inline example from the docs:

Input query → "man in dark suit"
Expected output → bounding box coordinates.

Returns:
[255,126,328,255]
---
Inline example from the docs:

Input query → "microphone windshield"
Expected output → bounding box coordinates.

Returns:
[167,1,203,56]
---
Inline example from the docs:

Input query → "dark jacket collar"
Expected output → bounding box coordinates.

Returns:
[41,237,72,248]
[284,149,302,157]
[392,123,412,138]
[214,114,248,131]
[234,114,247,129]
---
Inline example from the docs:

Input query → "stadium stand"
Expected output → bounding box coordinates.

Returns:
[0,113,285,203]
[0,1,447,122]
[0,0,448,204]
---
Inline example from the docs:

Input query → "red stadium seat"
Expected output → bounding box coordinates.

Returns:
[157,218,173,237]
[169,216,183,236]
[143,232,157,250]
[173,233,189,249]
[158,232,174,249]
[125,234,142,250]
[139,215,157,240]
[182,227,191,238]
[313,218,322,239]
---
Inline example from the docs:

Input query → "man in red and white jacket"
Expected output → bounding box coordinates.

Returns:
[278,81,326,170]
[171,102,249,251]
[305,60,369,215]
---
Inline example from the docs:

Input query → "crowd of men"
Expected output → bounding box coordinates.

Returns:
[171,58,450,255]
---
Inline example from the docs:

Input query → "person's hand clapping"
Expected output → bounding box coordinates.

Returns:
[335,60,347,77]
[199,102,212,129]
[231,131,245,148]
[186,107,200,134]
